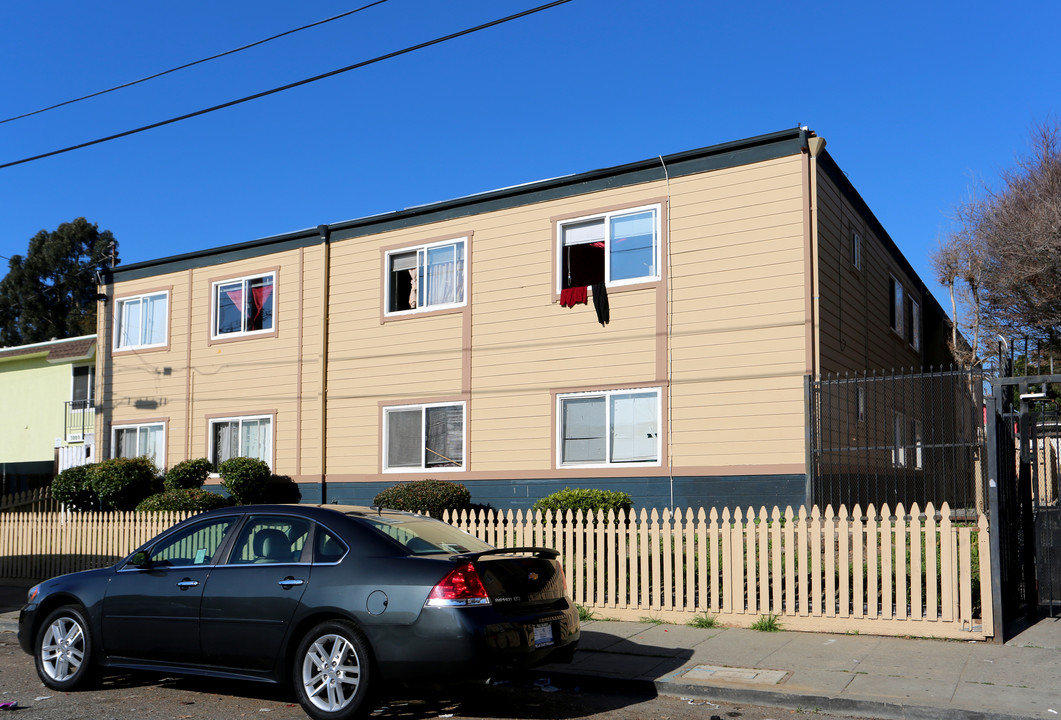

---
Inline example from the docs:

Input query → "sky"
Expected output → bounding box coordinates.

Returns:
[1,0,1059,313]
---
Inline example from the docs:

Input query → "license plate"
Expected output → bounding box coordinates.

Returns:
[533,623,554,648]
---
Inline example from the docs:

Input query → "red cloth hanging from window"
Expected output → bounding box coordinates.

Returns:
[560,286,588,307]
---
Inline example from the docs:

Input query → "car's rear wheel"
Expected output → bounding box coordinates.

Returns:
[34,605,94,690]
[293,620,374,720]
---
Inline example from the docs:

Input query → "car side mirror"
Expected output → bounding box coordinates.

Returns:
[128,551,152,569]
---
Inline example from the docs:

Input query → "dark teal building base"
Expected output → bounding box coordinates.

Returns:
[303,475,807,512]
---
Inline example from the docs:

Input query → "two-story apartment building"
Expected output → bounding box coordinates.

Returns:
[0,335,97,495]
[97,128,951,510]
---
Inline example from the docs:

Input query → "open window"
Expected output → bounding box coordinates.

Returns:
[558,206,660,292]
[385,239,466,316]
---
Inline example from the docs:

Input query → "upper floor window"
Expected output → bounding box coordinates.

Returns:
[115,292,168,350]
[385,239,466,316]
[889,277,904,337]
[213,273,274,339]
[211,415,273,469]
[852,232,863,271]
[71,364,95,406]
[558,388,660,467]
[383,402,464,471]
[909,298,922,352]
[558,205,660,291]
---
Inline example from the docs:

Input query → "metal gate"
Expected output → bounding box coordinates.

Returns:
[987,374,1061,635]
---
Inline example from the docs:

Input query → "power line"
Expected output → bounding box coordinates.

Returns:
[0,1,390,126]
[0,0,573,171]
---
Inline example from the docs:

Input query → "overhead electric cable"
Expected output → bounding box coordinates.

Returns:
[0,0,573,171]
[0,1,390,126]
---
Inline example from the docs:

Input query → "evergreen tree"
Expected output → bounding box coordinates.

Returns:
[0,218,117,346]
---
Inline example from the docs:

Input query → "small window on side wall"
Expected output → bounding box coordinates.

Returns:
[852,232,862,271]
[213,273,274,339]
[383,403,464,471]
[558,206,660,291]
[115,292,168,350]
[385,239,466,316]
[889,277,904,336]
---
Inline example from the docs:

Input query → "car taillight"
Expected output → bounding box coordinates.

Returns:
[426,562,491,607]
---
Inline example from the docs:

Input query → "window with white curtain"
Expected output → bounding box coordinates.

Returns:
[210,415,273,469]
[385,239,466,315]
[383,403,464,471]
[115,292,168,350]
[558,205,660,291]
[112,422,165,470]
[558,388,660,467]
[212,272,275,338]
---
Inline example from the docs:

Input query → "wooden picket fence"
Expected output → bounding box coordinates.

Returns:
[0,487,57,513]
[0,502,992,640]
[444,502,993,640]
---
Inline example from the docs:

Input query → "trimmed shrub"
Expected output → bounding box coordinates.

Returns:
[532,487,633,517]
[88,456,162,511]
[373,479,471,517]
[137,488,230,513]
[51,464,99,511]
[164,458,213,491]
[218,456,271,505]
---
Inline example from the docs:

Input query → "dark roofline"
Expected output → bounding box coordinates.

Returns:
[104,128,808,283]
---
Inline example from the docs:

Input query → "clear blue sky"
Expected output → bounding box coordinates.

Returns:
[2,0,1058,310]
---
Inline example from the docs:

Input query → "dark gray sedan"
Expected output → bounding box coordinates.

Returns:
[18,504,580,720]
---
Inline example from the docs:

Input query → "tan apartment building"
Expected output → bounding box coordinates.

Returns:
[97,128,951,510]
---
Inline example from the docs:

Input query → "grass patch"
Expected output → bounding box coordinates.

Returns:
[688,613,720,629]
[576,605,596,622]
[639,616,666,625]
[750,613,782,632]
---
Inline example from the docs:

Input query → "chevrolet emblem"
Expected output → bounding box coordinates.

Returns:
[528,572,539,581]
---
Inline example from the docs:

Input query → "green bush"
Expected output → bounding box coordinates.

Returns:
[137,488,230,513]
[218,456,271,505]
[164,458,213,491]
[532,487,633,517]
[373,479,471,517]
[51,464,99,511]
[88,457,162,511]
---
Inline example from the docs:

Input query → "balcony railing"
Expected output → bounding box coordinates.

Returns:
[64,400,95,442]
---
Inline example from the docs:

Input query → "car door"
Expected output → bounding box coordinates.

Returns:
[102,514,239,663]
[199,514,312,671]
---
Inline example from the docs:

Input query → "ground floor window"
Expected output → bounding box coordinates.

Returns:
[383,402,464,471]
[112,422,165,470]
[558,388,660,467]
[210,415,272,469]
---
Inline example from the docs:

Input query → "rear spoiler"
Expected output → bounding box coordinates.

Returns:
[452,547,559,561]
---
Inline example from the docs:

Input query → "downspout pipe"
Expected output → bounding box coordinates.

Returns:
[318,224,332,503]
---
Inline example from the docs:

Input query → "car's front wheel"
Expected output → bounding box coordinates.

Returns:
[293,620,374,720]
[34,605,94,690]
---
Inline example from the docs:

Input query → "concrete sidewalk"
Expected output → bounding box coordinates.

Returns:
[4,578,1060,720]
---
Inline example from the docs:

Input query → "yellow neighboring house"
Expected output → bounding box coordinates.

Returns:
[96,128,952,510]
[0,335,97,495]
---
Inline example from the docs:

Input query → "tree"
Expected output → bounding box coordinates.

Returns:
[0,218,117,346]
[933,120,1061,365]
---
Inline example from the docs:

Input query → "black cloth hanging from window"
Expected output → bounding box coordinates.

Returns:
[591,283,609,326]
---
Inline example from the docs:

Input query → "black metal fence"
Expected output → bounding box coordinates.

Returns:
[810,367,987,514]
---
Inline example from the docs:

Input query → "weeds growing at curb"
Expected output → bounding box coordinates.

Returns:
[751,613,782,632]
[688,613,720,629]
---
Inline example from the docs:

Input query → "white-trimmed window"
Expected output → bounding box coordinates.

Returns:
[210,415,273,468]
[112,422,165,470]
[385,239,466,315]
[212,273,275,338]
[558,388,660,467]
[889,277,904,336]
[383,403,464,471]
[910,298,922,352]
[115,292,168,350]
[558,205,660,291]
[852,232,862,271]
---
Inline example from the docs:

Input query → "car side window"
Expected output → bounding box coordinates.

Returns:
[147,517,237,567]
[228,515,311,565]
[314,526,348,564]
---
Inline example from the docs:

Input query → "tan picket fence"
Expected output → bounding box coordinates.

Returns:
[444,502,993,640]
[0,502,992,640]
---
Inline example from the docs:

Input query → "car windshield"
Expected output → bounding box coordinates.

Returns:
[358,515,492,555]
